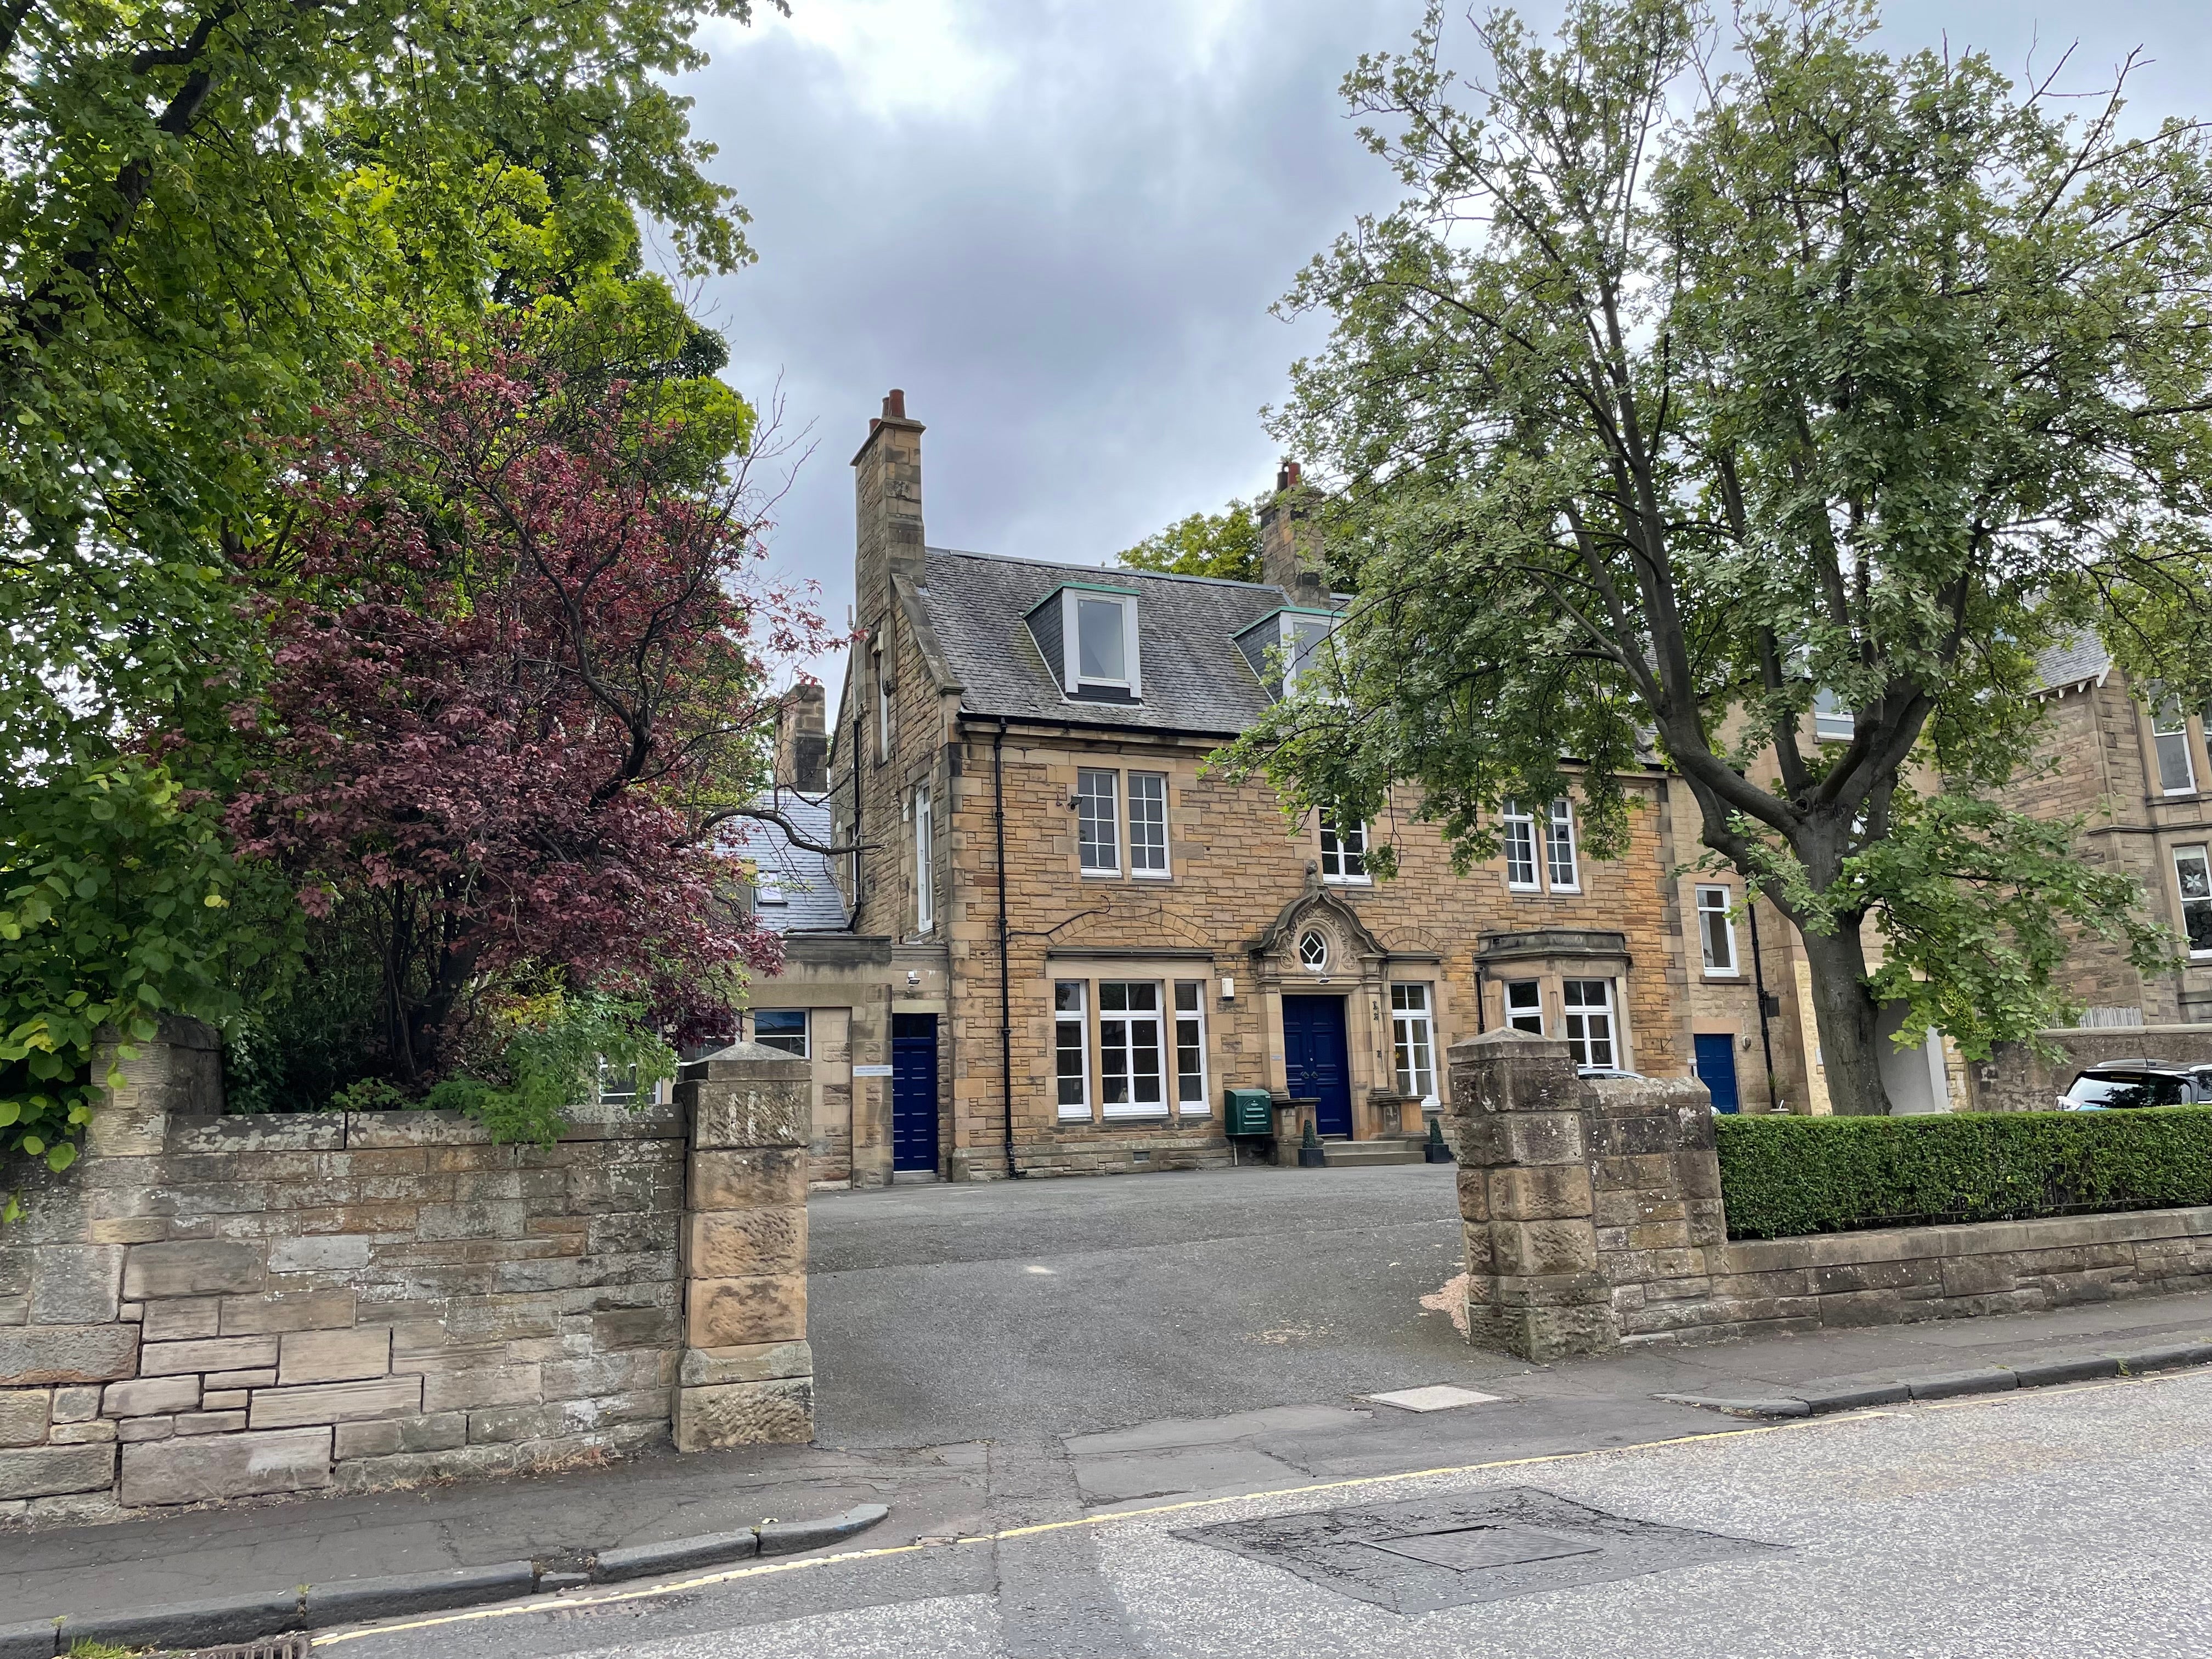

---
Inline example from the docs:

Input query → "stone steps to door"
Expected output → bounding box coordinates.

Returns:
[1320,1139,1426,1167]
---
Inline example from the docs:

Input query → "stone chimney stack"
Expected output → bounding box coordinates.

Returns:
[850,388,926,636]
[1259,460,1328,605]
[774,684,829,794]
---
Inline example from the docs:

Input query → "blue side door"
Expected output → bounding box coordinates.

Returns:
[891,1013,939,1172]
[1694,1032,1741,1115]
[1282,995,1353,1137]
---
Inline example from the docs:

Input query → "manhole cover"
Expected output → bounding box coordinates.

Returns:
[1176,1486,1782,1615]
[184,1637,311,1659]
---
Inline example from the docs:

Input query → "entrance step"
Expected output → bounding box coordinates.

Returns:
[890,1170,941,1184]
[1322,1139,1425,1167]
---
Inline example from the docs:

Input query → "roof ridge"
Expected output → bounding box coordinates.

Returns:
[924,544,1286,594]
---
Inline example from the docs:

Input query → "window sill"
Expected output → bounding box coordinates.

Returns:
[1100,1108,1171,1121]
[1130,870,1173,881]
[1702,970,1741,981]
[1322,877,1373,888]
[1079,868,1122,880]
[1057,1108,1092,1122]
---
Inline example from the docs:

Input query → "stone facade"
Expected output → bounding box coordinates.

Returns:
[0,1029,812,1520]
[1969,1024,2212,1114]
[1997,660,2212,1026]
[1446,1030,2212,1359]
[812,392,1700,1182]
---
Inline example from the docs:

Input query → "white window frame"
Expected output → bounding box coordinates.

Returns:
[1097,981,1167,1118]
[1297,929,1329,972]
[1504,978,1544,1034]
[1502,800,1540,891]
[1279,611,1338,698]
[1062,588,1142,699]
[1545,799,1580,893]
[1173,980,1208,1115]
[2177,845,2212,959]
[1390,983,1437,1106]
[1562,978,1617,1069]
[2153,698,2197,795]
[1813,688,1854,743]
[1076,768,1120,876]
[1054,981,1091,1119]
[1319,816,1370,885]
[913,785,934,932]
[748,1009,810,1058]
[1697,885,1737,976]
[1128,771,1170,878]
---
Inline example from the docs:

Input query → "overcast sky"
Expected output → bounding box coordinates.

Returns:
[679,0,2212,705]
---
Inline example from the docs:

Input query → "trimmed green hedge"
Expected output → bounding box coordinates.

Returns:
[1715,1109,2212,1240]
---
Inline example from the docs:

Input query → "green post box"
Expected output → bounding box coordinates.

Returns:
[1223,1087,1274,1137]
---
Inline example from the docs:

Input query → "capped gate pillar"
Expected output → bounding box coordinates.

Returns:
[1444,1029,1621,1362]
[674,1042,816,1449]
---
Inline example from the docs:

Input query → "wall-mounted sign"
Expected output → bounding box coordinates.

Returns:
[852,1064,893,1077]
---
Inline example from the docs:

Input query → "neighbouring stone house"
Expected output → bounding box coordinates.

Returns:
[789,390,1731,1182]
[2006,638,2212,1025]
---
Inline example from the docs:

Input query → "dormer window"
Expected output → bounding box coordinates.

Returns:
[1235,607,1338,698]
[1025,584,1142,703]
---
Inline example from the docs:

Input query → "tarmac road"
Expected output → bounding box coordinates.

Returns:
[318,1367,2212,1659]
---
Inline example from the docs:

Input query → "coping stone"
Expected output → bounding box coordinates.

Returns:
[591,1528,760,1582]
[1907,1369,2018,1401]
[304,1561,539,1624]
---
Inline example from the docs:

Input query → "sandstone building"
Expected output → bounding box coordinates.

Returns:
[731,391,1808,1183]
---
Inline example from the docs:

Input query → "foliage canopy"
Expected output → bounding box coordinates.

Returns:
[1234,0,2205,1112]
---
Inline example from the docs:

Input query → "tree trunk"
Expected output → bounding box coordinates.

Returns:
[1797,920,1892,1116]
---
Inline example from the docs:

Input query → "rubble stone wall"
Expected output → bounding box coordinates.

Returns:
[1447,1028,2212,1362]
[0,1024,815,1522]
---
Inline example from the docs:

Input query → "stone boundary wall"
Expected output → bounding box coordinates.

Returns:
[1,1028,813,1522]
[1969,1025,2212,1114]
[1446,1029,2212,1361]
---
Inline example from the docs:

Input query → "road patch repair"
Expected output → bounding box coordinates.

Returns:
[1654,1337,2212,1419]
[0,1504,889,1659]
[1174,1486,1782,1613]
[1362,1384,1505,1413]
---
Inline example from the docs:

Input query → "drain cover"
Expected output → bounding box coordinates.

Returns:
[1176,1486,1782,1614]
[184,1638,311,1659]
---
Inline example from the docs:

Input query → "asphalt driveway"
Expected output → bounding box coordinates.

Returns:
[806,1163,1492,1447]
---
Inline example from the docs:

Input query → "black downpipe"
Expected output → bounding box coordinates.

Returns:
[995,719,1021,1177]
[1747,894,1779,1110]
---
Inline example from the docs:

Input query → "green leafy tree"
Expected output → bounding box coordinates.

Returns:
[1,0,779,1176]
[1235,0,2203,1113]
[1117,499,1262,581]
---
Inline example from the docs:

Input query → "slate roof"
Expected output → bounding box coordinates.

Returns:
[2033,632,2113,693]
[918,547,1305,736]
[725,793,847,933]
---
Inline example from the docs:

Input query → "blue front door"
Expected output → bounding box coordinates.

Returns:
[1282,995,1353,1137]
[1694,1033,1741,1115]
[892,1013,939,1171]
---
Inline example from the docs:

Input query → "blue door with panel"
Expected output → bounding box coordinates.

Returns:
[892,1013,940,1172]
[1282,995,1354,1137]
[1693,1032,1741,1115]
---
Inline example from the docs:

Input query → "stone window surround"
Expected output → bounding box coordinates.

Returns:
[1499,798,1581,895]
[1318,815,1371,885]
[1695,884,1739,978]
[1474,931,1638,1075]
[1066,764,1181,884]
[1041,955,1217,1129]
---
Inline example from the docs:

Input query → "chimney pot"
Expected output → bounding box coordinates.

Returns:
[869,417,882,435]
[885,388,907,420]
